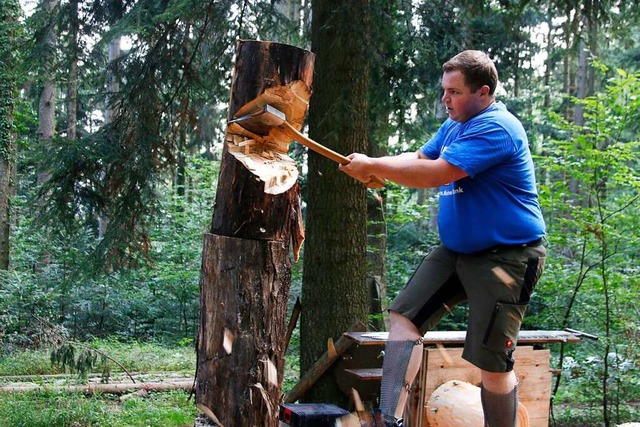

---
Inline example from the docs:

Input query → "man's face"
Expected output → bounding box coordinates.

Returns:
[441,70,488,123]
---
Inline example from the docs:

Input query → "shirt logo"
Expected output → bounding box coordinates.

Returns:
[439,186,464,197]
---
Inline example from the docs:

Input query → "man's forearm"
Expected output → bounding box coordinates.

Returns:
[369,154,465,188]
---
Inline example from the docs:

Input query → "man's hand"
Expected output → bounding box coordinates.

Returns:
[339,153,379,185]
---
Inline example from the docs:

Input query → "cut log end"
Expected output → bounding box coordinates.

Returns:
[426,380,529,427]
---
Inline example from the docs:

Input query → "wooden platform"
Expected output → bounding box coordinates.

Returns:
[333,330,580,427]
[344,330,580,346]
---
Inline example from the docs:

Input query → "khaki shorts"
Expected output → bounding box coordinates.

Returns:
[389,243,546,373]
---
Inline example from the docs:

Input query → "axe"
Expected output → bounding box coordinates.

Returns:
[229,104,385,188]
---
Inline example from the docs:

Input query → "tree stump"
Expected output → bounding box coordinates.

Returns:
[195,40,314,426]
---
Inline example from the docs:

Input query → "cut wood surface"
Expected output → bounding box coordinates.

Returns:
[425,380,529,427]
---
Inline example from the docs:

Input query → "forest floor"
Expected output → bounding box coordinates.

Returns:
[0,342,637,426]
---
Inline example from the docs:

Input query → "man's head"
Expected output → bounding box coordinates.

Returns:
[441,50,498,123]
[443,50,498,95]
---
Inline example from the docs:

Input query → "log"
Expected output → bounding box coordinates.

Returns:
[0,380,193,395]
[426,380,529,427]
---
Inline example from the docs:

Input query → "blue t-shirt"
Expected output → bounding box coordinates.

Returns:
[420,102,546,254]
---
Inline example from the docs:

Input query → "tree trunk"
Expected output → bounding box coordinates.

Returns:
[99,36,121,239]
[301,0,371,406]
[36,0,59,186]
[0,0,20,270]
[66,0,79,142]
[196,40,313,427]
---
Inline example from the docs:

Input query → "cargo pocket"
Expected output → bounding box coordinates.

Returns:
[482,301,528,353]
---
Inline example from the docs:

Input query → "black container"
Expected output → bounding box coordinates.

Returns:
[279,403,350,426]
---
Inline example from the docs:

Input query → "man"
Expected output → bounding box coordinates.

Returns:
[339,50,546,427]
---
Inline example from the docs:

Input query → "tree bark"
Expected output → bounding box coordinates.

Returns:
[0,0,21,270]
[36,0,59,186]
[302,0,372,406]
[196,40,313,427]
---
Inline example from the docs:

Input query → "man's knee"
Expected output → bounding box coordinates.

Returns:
[480,369,517,394]
[388,311,421,340]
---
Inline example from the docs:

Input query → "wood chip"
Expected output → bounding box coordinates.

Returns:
[436,343,453,366]
[492,266,516,287]
[196,403,225,427]
[250,383,272,418]
[335,413,360,427]
[351,387,365,412]
[238,139,255,147]
[327,337,337,358]
[222,328,234,354]
[262,357,278,387]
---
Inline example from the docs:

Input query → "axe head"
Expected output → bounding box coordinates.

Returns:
[228,104,287,135]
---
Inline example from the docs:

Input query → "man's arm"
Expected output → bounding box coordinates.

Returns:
[340,150,468,188]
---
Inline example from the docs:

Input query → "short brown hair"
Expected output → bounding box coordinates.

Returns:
[443,50,498,95]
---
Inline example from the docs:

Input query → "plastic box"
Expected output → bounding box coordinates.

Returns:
[279,403,350,426]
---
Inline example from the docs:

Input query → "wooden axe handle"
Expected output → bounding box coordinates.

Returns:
[280,121,385,188]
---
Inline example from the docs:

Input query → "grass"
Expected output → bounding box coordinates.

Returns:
[2,338,637,426]
[0,390,197,427]
[0,340,197,427]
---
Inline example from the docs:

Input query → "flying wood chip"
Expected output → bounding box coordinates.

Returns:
[222,328,234,354]
[196,403,225,427]
[250,383,273,418]
[262,357,278,387]
[351,387,365,412]
[436,343,454,366]
[327,337,337,359]
[334,389,368,427]
[335,413,360,427]
[492,266,516,287]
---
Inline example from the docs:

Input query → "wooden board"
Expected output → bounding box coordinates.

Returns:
[416,346,551,427]
[345,330,581,347]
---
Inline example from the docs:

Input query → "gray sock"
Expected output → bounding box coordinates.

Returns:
[379,339,421,419]
[480,383,519,427]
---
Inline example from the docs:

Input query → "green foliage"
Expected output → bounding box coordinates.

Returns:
[2,154,216,349]
[3,0,639,424]
[534,63,640,425]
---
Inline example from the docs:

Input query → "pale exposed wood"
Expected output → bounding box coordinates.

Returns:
[225,80,311,195]
[425,380,529,427]
[234,80,311,131]
[226,132,299,195]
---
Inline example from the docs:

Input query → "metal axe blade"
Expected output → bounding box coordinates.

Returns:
[228,104,286,136]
